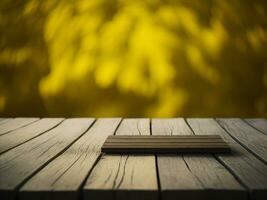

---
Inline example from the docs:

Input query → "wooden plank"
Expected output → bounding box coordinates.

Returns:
[0,118,94,200]
[101,135,230,154]
[152,118,246,200]
[103,135,226,143]
[0,118,12,125]
[104,135,223,139]
[187,118,267,200]
[217,118,267,164]
[245,118,267,135]
[104,135,223,140]
[0,118,39,136]
[20,118,121,200]
[102,147,229,154]
[0,118,64,154]
[83,118,158,200]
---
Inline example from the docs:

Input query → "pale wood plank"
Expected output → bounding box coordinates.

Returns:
[152,118,245,200]
[83,118,158,200]
[0,118,94,200]
[0,118,12,125]
[245,118,267,135]
[187,118,267,200]
[217,118,267,164]
[20,118,121,200]
[0,118,39,136]
[0,118,64,154]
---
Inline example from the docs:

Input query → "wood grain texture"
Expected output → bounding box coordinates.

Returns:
[187,118,267,200]
[217,118,267,164]
[20,118,121,200]
[0,118,39,136]
[0,118,64,154]
[102,135,230,154]
[245,118,267,135]
[152,118,245,200]
[0,118,94,200]
[83,118,158,200]
[1,117,266,200]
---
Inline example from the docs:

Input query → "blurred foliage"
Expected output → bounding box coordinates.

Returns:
[0,0,267,117]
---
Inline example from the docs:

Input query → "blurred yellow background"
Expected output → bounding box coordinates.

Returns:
[0,0,267,117]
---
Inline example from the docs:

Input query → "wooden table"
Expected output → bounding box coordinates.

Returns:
[0,118,267,200]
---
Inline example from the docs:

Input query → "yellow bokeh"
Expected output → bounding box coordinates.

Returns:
[0,0,267,117]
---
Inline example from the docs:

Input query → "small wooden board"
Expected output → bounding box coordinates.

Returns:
[101,135,231,153]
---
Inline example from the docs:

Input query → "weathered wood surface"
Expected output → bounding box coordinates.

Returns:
[20,118,121,200]
[245,118,267,135]
[152,118,245,200]
[0,118,266,200]
[217,118,267,164]
[0,118,94,200]
[0,118,64,154]
[102,135,231,154]
[0,118,39,136]
[84,118,158,200]
[187,118,267,200]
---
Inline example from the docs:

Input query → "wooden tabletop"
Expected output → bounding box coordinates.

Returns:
[0,118,267,200]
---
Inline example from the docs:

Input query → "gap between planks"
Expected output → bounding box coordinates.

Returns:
[153,118,246,200]
[0,118,96,200]
[187,118,267,200]
[83,118,159,200]
[19,118,122,200]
